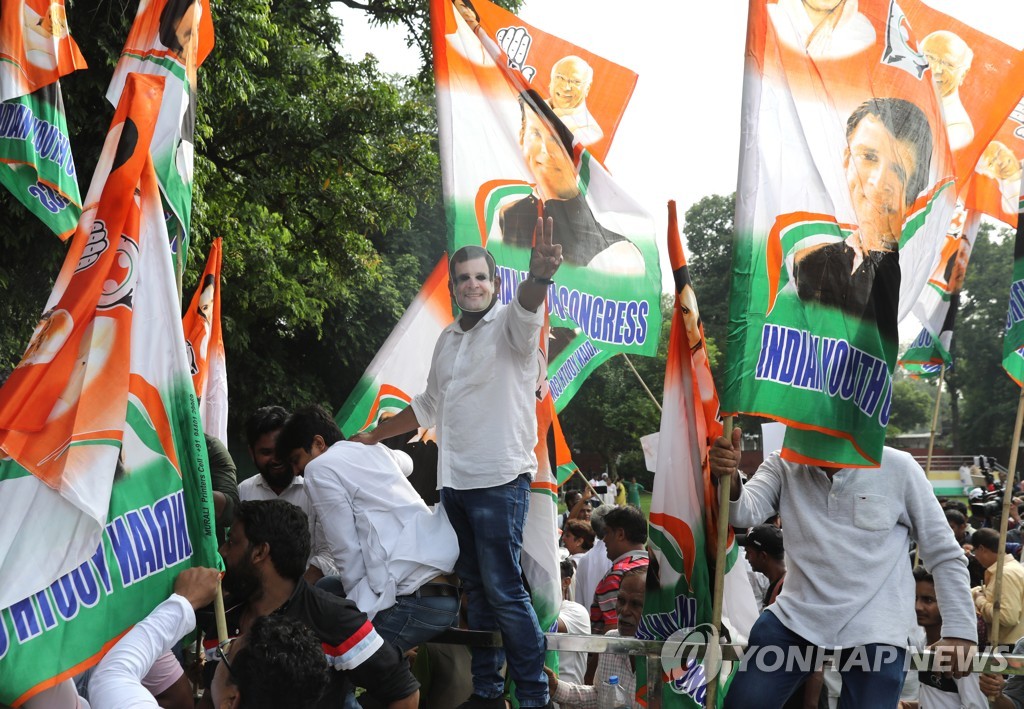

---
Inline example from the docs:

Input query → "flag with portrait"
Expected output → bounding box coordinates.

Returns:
[182,236,228,444]
[0,0,85,238]
[107,0,215,272]
[725,0,966,467]
[1002,181,1024,386]
[430,0,661,412]
[0,74,219,706]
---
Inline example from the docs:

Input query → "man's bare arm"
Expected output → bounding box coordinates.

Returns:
[349,406,420,446]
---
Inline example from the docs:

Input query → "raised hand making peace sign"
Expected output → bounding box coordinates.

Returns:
[529,216,563,281]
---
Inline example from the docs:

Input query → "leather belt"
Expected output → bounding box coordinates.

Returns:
[406,573,461,599]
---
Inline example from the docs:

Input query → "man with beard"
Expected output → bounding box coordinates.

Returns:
[199,499,419,709]
[238,406,335,583]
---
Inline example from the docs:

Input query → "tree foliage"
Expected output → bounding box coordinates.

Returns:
[945,223,1020,458]
[682,193,735,365]
[0,0,450,442]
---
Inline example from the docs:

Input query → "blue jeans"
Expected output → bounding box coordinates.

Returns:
[315,576,460,653]
[442,474,549,707]
[725,611,905,709]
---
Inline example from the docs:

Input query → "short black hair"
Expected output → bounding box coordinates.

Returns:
[945,509,967,526]
[518,88,575,156]
[235,500,310,581]
[604,505,648,544]
[449,245,496,282]
[913,566,934,584]
[971,527,1000,553]
[276,405,343,461]
[846,97,933,209]
[245,406,289,449]
[232,615,329,709]
[560,558,575,580]
[563,519,595,550]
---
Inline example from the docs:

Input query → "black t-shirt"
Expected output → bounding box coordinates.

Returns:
[201,580,418,707]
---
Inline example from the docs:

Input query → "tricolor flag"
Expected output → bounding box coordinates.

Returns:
[107,0,215,269]
[183,236,228,444]
[1002,180,1024,385]
[724,0,962,467]
[0,73,219,706]
[431,0,662,412]
[0,0,85,238]
[639,202,756,708]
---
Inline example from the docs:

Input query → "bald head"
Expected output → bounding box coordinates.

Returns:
[921,31,972,98]
[549,55,593,112]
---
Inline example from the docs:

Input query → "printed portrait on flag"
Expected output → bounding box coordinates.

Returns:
[968,110,1024,227]
[725,0,961,467]
[0,0,86,99]
[436,0,662,410]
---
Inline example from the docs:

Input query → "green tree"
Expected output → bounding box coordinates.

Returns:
[0,0,450,442]
[886,377,935,437]
[947,223,1019,457]
[682,193,735,374]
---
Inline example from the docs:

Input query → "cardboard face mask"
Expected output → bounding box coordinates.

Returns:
[450,250,496,313]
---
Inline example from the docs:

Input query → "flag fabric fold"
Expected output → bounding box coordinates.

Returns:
[107,0,215,266]
[640,201,755,708]
[0,73,218,706]
[725,0,964,467]
[1002,181,1024,385]
[431,0,661,412]
[182,236,227,444]
[0,0,85,237]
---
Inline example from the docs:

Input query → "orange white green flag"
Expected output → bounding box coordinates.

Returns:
[430,0,661,412]
[107,0,215,268]
[182,236,228,444]
[0,74,219,705]
[0,0,86,238]
[965,104,1024,229]
[724,0,962,467]
[640,203,756,708]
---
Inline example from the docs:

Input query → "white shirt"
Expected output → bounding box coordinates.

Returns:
[238,473,336,576]
[728,449,976,648]
[551,630,639,708]
[556,600,591,686]
[304,442,460,617]
[88,595,194,708]
[574,540,613,609]
[411,299,544,490]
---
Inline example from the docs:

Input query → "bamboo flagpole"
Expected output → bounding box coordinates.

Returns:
[988,386,1024,651]
[706,415,734,708]
[622,353,663,412]
[914,366,945,569]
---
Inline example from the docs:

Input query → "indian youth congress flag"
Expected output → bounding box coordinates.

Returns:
[431,0,661,411]
[0,0,86,238]
[183,236,228,444]
[107,0,215,264]
[724,0,960,467]
[639,203,754,708]
[0,75,219,707]
[1003,182,1024,386]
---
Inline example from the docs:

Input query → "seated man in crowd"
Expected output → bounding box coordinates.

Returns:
[277,405,461,653]
[971,528,1024,648]
[239,405,335,583]
[905,567,987,708]
[89,566,328,709]
[201,499,419,709]
[591,505,649,635]
[545,566,647,707]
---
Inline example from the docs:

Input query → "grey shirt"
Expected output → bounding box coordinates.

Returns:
[728,448,976,648]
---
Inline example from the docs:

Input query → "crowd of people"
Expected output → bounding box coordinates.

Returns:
[20,234,1024,709]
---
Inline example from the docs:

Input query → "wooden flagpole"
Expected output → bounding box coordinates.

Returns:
[706,415,734,707]
[989,386,1024,650]
[915,366,945,568]
[621,353,663,412]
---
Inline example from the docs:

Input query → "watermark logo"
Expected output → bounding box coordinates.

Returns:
[661,623,722,702]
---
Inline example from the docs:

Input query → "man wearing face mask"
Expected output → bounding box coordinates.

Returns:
[352,228,563,709]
